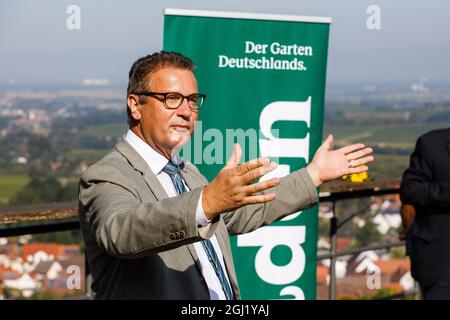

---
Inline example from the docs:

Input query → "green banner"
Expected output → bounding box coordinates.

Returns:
[163,9,331,300]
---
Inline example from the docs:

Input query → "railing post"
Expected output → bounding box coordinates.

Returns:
[329,200,337,300]
[414,281,423,300]
[85,251,93,299]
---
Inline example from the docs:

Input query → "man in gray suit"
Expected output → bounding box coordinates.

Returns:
[78,51,374,299]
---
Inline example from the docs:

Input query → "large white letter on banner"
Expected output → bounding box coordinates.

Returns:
[235,98,312,298]
[238,226,306,284]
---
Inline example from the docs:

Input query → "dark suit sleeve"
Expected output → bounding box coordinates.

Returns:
[400,136,450,207]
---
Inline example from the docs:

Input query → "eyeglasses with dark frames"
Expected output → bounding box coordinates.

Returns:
[133,92,206,110]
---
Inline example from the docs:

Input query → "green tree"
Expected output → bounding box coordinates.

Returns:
[389,246,407,259]
[10,174,77,204]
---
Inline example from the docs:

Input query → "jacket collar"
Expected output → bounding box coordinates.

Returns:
[444,128,450,157]
[114,138,168,201]
[114,137,206,196]
[114,138,231,295]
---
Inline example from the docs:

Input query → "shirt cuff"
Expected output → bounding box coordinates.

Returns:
[196,188,211,226]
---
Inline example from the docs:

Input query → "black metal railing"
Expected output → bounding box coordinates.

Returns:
[0,202,88,299]
[319,186,418,300]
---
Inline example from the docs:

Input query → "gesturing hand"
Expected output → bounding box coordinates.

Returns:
[202,143,280,220]
[306,134,374,187]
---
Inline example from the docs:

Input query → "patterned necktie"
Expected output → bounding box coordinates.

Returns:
[162,160,234,300]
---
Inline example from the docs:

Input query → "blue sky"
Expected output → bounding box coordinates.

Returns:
[1,0,449,86]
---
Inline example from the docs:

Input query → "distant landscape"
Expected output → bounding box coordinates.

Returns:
[1,82,449,299]
[1,82,449,206]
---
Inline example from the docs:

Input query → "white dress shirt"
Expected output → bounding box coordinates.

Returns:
[124,129,232,300]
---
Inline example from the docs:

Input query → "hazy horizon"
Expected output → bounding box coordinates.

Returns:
[1,0,450,87]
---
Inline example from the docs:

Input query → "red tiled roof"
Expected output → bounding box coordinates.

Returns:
[316,265,329,284]
[22,243,80,261]
[0,266,20,280]
[323,237,354,250]
[375,259,410,275]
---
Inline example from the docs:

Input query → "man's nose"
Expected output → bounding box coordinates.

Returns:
[176,97,192,118]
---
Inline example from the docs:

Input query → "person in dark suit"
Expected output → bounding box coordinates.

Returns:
[78,51,374,299]
[400,128,450,299]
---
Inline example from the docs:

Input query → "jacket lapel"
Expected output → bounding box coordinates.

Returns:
[181,167,207,191]
[446,130,450,159]
[115,140,236,296]
[447,141,450,160]
[182,164,239,297]
[116,140,206,280]
[179,164,211,279]
[214,222,240,299]
[114,138,168,201]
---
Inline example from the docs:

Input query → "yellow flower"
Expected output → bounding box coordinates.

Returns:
[342,167,369,183]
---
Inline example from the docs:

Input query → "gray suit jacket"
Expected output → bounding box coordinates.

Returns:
[78,138,318,299]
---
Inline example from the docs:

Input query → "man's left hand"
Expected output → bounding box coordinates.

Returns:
[306,134,374,187]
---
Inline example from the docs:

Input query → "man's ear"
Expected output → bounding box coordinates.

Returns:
[127,94,142,121]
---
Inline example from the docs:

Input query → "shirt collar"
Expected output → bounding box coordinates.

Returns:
[124,129,184,175]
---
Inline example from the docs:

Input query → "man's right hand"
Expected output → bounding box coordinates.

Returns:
[202,143,280,220]
[399,203,416,240]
